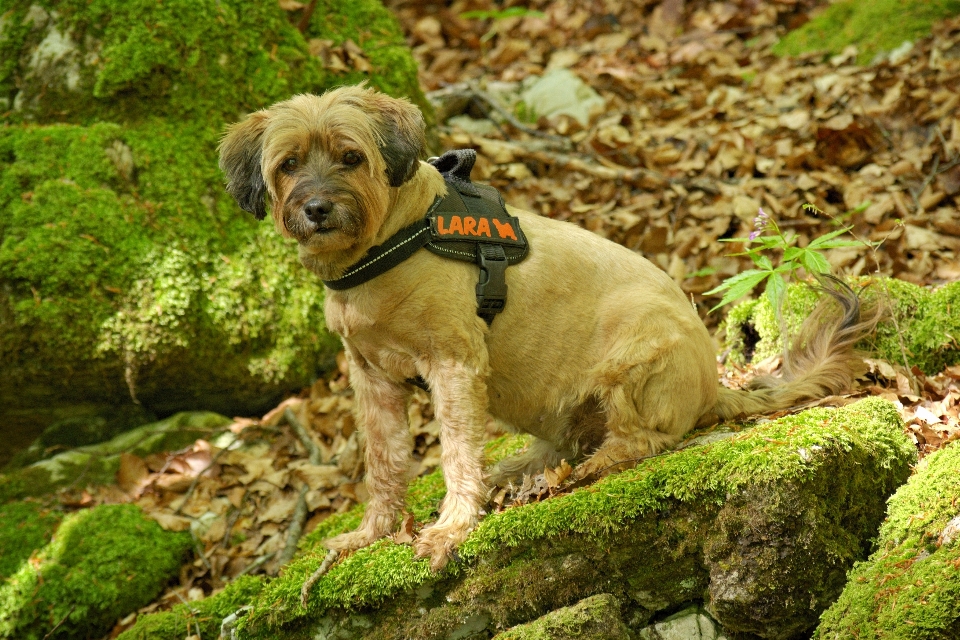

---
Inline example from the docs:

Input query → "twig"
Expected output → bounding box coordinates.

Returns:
[275,484,310,568]
[220,606,250,640]
[284,407,322,465]
[174,435,237,516]
[465,82,571,146]
[428,82,571,148]
[235,551,276,578]
[301,549,340,609]
[296,0,317,33]
[42,604,77,640]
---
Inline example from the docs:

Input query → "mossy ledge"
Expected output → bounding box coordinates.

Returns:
[773,0,960,64]
[815,441,960,639]
[0,503,191,640]
[0,411,231,503]
[210,398,915,639]
[722,278,960,375]
[0,0,429,463]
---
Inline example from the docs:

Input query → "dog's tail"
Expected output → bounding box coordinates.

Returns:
[711,275,880,422]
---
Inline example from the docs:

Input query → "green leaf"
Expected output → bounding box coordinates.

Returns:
[685,267,717,279]
[782,246,802,263]
[813,239,864,249]
[799,249,831,274]
[807,227,853,249]
[706,269,770,312]
[765,272,787,309]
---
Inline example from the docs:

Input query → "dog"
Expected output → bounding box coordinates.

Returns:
[219,85,875,570]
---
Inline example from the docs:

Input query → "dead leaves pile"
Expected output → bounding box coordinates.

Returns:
[390,0,960,327]
[75,362,441,635]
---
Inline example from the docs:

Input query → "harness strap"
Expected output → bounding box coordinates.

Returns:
[322,151,528,327]
[321,205,437,291]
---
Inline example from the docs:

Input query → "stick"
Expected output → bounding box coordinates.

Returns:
[300,549,340,608]
[235,551,276,578]
[276,484,310,568]
[42,605,76,640]
[174,436,236,516]
[285,407,322,465]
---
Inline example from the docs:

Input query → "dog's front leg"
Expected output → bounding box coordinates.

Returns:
[325,362,412,552]
[414,360,487,571]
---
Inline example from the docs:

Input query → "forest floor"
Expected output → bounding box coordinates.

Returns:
[65,1,960,635]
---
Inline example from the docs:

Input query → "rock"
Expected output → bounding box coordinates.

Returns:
[772,0,960,65]
[815,441,960,639]
[116,575,264,640]
[0,411,232,502]
[638,605,728,640]
[0,0,430,463]
[722,278,960,375]
[185,398,912,640]
[0,501,61,581]
[0,503,190,640]
[520,68,605,125]
[495,593,631,639]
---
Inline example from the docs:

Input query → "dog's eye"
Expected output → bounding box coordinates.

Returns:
[281,157,299,173]
[342,151,363,167]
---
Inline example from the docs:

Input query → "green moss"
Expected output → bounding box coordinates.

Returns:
[495,593,631,640]
[0,411,231,503]
[236,398,914,638]
[1,0,428,455]
[3,0,429,125]
[0,504,190,640]
[0,501,61,580]
[773,0,960,64]
[723,278,960,374]
[816,442,960,639]
[116,575,265,640]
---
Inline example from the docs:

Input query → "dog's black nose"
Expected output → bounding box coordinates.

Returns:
[304,199,333,223]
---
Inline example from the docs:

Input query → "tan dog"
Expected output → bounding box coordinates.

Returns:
[219,85,873,569]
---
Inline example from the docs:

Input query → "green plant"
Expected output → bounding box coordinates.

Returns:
[461,6,546,42]
[706,204,871,312]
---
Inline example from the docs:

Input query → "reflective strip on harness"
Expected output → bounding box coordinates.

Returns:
[322,150,529,326]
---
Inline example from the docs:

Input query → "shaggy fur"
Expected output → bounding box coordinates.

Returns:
[219,85,877,570]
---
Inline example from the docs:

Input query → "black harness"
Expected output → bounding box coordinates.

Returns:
[322,149,529,326]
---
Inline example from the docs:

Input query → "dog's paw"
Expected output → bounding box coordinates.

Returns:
[414,522,472,571]
[324,529,380,552]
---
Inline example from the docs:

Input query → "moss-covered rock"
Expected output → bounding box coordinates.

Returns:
[722,278,960,375]
[117,575,265,640]
[494,593,631,640]
[0,0,430,463]
[210,398,913,639]
[0,411,231,503]
[0,501,61,580]
[0,503,191,640]
[773,0,960,64]
[638,605,729,640]
[815,441,960,639]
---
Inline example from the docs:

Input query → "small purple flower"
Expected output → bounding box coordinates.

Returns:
[749,206,769,241]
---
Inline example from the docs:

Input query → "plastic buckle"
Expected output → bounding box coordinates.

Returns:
[476,244,508,318]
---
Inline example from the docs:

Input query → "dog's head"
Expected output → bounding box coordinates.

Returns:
[218,85,425,275]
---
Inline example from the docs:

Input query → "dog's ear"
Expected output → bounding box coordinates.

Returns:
[219,111,269,220]
[374,95,426,188]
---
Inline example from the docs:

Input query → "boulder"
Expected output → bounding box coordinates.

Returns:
[722,278,960,375]
[0,0,430,465]
[0,501,61,580]
[494,593,632,640]
[772,0,960,64]
[160,397,911,639]
[0,503,191,640]
[815,441,960,639]
[0,411,232,503]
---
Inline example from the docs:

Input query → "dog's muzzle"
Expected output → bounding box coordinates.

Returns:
[304,198,334,231]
